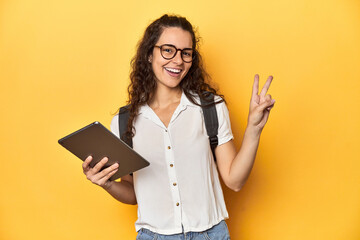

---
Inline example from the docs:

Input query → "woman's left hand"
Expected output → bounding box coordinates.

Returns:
[247,74,275,134]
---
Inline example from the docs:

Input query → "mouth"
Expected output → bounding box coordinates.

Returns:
[164,67,182,76]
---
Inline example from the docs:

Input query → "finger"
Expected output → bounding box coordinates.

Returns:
[98,168,119,186]
[91,157,109,174]
[260,75,273,98]
[266,103,275,111]
[262,94,272,103]
[93,162,119,181]
[261,108,270,124]
[251,74,259,101]
[258,98,275,112]
[82,156,93,171]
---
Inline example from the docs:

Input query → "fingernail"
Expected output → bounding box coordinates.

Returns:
[114,163,119,167]
[271,99,276,103]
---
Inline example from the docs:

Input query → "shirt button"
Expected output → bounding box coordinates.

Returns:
[165,129,168,132]
[173,183,177,186]
[167,146,171,150]
[176,202,180,206]
[170,164,174,167]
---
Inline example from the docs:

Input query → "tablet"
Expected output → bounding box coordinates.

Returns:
[58,121,149,181]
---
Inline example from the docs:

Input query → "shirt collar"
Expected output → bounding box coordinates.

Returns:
[138,90,198,116]
[179,90,199,108]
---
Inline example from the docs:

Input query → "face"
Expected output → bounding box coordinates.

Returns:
[149,27,193,90]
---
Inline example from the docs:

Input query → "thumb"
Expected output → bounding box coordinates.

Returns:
[258,99,275,112]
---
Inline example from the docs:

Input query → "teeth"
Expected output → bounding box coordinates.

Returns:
[165,68,181,73]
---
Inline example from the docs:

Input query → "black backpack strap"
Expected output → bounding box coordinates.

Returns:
[118,104,133,148]
[118,104,133,176]
[200,92,219,161]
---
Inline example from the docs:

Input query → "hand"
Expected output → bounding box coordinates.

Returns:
[247,74,275,133]
[82,156,119,190]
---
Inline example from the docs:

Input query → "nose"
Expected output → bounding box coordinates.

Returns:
[172,50,183,64]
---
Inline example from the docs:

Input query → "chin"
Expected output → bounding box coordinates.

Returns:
[166,83,182,89]
[157,78,183,89]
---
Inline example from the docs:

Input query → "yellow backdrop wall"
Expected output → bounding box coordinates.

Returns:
[1,0,359,239]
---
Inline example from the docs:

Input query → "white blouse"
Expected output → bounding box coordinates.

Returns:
[110,91,234,235]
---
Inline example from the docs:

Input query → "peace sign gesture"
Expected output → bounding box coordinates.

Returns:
[247,74,275,133]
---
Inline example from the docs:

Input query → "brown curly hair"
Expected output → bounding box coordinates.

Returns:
[124,14,224,141]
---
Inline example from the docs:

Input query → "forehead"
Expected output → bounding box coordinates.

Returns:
[156,27,193,49]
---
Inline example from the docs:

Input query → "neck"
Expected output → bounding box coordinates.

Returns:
[149,85,182,108]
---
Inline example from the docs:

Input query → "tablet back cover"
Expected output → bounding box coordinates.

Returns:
[58,121,149,180]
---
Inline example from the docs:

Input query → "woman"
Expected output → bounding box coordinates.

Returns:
[82,14,275,239]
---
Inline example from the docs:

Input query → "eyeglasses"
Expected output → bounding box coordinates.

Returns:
[154,44,195,63]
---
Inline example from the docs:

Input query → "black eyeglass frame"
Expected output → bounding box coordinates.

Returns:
[154,44,195,63]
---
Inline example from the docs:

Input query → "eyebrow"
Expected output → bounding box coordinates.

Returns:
[160,43,193,49]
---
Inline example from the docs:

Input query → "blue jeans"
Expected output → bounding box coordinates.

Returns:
[136,221,230,240]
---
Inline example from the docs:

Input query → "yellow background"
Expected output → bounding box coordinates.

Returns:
[1,0,359,239]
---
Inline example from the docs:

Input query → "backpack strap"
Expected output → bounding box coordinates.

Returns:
[118,104,133,148]
[200,93,219,162]
[118,105,133,176]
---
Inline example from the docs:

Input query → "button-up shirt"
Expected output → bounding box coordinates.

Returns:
[110,91,234,234]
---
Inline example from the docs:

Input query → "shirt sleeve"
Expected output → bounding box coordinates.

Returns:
[110,114,120,139]
[214,96,234,146]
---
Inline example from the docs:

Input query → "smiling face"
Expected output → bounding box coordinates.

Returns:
[150,27,193,90]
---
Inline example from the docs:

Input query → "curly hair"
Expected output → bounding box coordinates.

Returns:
[124,14,224,141]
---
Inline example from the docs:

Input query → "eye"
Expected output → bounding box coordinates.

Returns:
[182,50,193,57]
[162,47,174,53]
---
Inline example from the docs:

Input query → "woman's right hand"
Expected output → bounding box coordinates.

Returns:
[82,156,119,190]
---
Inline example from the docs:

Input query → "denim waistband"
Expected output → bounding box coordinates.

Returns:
[139,227,157,236]
[138,220,228,237]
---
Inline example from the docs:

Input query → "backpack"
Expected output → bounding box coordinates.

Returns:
[118,92,219,162]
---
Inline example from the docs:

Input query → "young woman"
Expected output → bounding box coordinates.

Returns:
[82,14,275,239]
